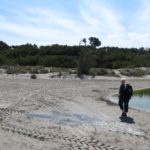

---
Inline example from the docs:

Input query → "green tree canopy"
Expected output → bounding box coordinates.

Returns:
[0,41,9,51]
[89,37,101,48]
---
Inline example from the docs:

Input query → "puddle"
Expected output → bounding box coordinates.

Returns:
[111,88,150,112]
[26,111,142,135]
[26,112,101,126]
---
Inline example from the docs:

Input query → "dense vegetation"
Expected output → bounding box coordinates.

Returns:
[0,40,150,71]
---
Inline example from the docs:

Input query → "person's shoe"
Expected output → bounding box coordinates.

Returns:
[121,112,124,117]
[121,112,127,117]
[123,113,127,117]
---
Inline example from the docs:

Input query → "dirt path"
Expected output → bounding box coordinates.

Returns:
[0,78,150,150]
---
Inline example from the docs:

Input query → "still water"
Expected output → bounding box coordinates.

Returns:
[111,88,150,112]
[26,112,101,126]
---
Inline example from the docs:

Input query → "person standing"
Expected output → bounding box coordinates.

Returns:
[119,78,133,117]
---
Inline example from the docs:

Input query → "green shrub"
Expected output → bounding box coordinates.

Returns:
[119,68,147,77]
[39,68,49,74]
[0,56,4,65]
[77,48,96,77]
[30,74,37,79]
[58,72,62,77]
[18,68,27,74]
[5,67,19,74]
[29,68,39,74]
[97,68,108,75]
[16,56,38,66]
[68,69,77,74]
[39,56,77,68]
[6,68,17,74]
[90,68,116,76]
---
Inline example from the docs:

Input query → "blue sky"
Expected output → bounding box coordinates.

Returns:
[0,0,150,47]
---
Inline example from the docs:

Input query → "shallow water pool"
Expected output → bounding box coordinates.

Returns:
[111,88,150,112]
[26,112,101,125]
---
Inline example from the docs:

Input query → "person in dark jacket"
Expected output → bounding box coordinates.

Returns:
[119,78,132,117]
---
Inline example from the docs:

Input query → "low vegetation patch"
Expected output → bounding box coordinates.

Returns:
[39,68,49,74]
[90,68,116,76]
[5,66,27,74]
[134,88,150,95]
[30,74,37,79]
[1,65,150,79]
[119,68,150,77]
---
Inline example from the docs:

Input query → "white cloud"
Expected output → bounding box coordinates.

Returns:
[107,33,125,38]
[106,32,150,48]
[0,7,84,45]
[0,0,150,47]
[0,0,126,46]
[79,0,124,34]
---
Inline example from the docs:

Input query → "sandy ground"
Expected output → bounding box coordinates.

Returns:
[0,77,150,150]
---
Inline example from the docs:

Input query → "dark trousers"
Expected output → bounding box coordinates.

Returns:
[119,97,130,113]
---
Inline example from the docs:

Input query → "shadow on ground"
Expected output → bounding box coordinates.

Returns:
[119,116,135,124]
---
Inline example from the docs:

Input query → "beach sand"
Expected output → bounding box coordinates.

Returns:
[0,77,150,150]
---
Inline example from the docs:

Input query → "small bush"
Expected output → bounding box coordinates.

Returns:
[133,69,147,77]
[50,67,67,73]
[58,72,62,77]
[6,68,18,74]
[90,68,116,76]
[119,68,148,77]
[30,74,37,79]
[39,68,49,74]
[29,69,39,74]
[68,69,77,74]
[97,68,108,76]
[18,69,27,74]
[77,48,96,77]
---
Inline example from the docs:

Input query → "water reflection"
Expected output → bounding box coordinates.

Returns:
[112,88,150,112]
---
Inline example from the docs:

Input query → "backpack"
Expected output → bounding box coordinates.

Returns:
[125,84,133,99]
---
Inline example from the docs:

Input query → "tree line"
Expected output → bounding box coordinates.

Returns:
[0,40,150,70]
